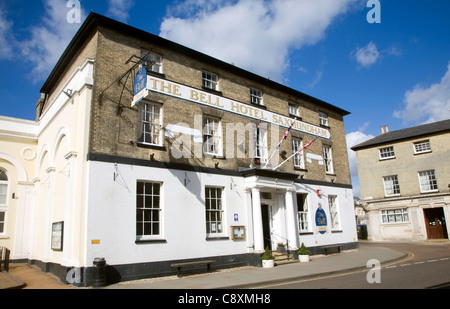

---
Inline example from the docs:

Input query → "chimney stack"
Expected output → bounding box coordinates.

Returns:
[385,125,389,133]
[380,126,385,134]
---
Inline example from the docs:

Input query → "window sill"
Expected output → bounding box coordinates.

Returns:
[420,190,439,194]
[135,239,167,244]
[202,87,222,96]
[252,103,267,109]
[299,232,313,235]
[136,142,166,151]
[294,167,308,172]
[206,236,229,241]
[331,230,343,233]
[414,150,432,155]
[147,71,166,79]
[379,157,396,161]
[384,194,401,198]
[320,124,330,129]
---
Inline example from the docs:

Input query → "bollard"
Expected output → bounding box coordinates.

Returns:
[92,257,106,287]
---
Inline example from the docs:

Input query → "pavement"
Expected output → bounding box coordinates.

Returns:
[0,242,410,289]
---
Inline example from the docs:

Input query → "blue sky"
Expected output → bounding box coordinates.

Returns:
[1,0,449,196]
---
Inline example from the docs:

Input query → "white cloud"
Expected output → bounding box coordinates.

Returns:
[353,41,379,68]
[106,0,135,23]
[346,129,375,197]
[160,0,357,82]
[18,0,85,82]
[394,61,450,125]
[0,5,14,60]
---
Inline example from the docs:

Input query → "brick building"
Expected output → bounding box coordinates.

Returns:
[0,13,357,286]
[352,120,450,241]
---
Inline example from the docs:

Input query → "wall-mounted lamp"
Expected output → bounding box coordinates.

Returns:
[63,89,73,98]
[316,189,321,196]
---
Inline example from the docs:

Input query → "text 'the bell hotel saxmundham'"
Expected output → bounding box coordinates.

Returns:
[0,13,357,286]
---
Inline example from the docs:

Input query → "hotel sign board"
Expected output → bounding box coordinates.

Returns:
[137,75,330,139]
[131,67,148,107]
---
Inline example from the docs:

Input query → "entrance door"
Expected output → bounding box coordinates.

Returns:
[261,204,272,250]
[424,208,448,239]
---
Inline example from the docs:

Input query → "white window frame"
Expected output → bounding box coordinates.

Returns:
[413,140,431,154]
[379,146,395,160]
[323,145,334,174]
[136,181,163,240]
[292,138,305,169]
[319,112,328,126]
[0,169,8,236]
[418,170,438,193]
[383,175,401,197]
[138,101,162,146]
[297,193,310,232]
[289,103,299,117]
[381,208,409,224]
[203,116,222,157]
[141,51,163,74]
[205,186,225,237]
[250,88,263,105]
[328,195,340,230]
[202,71,219,91]
[255,126,268,164]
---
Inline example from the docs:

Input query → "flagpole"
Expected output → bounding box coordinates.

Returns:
[263,117,297,168]
[272,135,320,171]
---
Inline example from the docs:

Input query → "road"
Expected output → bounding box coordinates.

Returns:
[261,242,450,289]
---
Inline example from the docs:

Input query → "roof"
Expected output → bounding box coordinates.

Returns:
[351,118,450,151]
[40,12,350,116]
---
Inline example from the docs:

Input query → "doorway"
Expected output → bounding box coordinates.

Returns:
[261,204,272,250]
[423,208,448,239]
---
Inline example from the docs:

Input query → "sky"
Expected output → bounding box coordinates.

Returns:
[1,0,449,196]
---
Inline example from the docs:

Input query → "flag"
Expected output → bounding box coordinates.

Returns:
[276,118,296,150]
[273,135,320,170]
[263,118,296,168]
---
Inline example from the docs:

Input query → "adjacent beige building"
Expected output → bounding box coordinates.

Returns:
[352,120,450,241]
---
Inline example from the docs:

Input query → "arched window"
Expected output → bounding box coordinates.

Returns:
[0,169,8,234]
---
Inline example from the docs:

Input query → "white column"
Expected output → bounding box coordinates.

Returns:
[62,151,77,266]
[251,187,264,252]
[43,167,55,262]
[285,189,299,250]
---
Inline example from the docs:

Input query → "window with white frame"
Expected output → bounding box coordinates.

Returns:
[0,170,7,205]
[379,146,395,160]
[297,193,309,232]
[418,170,438,193]
[0,211,5,235]
[0,170,7,235]
[328,195,340,230]
[289,103,299,117]
[383,175,401,196]
[250,88,263,105]
[202,71,219,91]
[138,101,162,146]
[255,126,267,164]
[381,209,409,223]
[136,182,162,239]
[203,116,222,156]
[292,138,305,169]
[141,51,163,74]
[205,187,224,235]
[323,145,334,174]
[319,112,328,126]
[413,140,431,154]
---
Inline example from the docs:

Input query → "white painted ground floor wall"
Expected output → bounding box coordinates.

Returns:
[84,160,358,273]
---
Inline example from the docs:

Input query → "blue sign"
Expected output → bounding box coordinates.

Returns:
[234,214,238,222]
[315,207,327,234]
[134,66,147,96]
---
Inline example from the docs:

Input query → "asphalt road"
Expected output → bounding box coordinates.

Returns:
[260,242,450,289]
